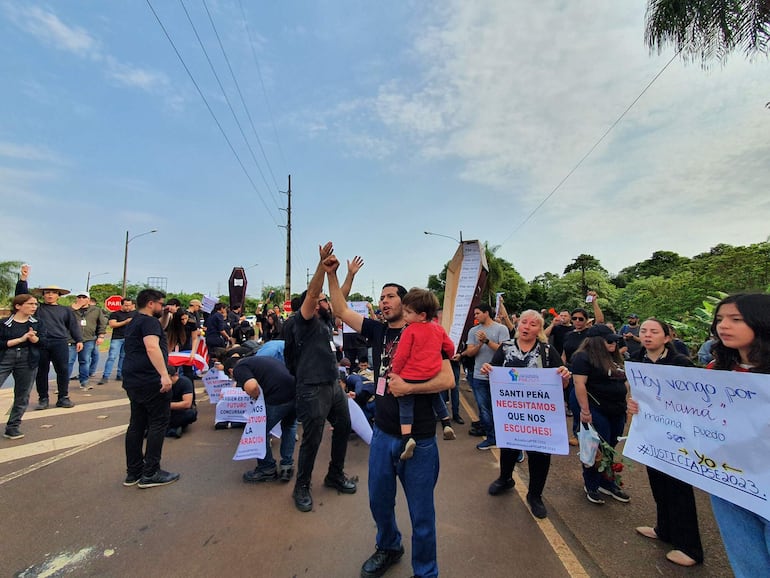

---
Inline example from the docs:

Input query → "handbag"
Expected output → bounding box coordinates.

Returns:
[578,422,600,466]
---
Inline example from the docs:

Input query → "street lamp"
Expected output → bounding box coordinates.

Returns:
[122,229,157,297]
[424,230,463,243]
[86,271,109,291]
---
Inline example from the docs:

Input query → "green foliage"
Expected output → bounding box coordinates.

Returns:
[0,261,23,305]
[348,292,373,303]
[616,251,691,285]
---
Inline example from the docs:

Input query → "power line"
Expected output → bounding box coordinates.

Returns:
[177,0,281,213]
[201,0,284,209]
[145,0,282,229]
[237,0,290,175]
[499,49,682,247]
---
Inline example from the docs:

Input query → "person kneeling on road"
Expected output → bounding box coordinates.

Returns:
[225,355,298,484]
[166,366,198,438]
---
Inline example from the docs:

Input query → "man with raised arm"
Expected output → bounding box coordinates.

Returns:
[324,252,454,578]
[289,242,356,513]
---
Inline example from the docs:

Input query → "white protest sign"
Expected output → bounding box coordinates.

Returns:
[625,362,770,520]
[215,387,251,424]
[348,397,372,444]
[233,395,267,461]
[489,367,568,454]
[343,301,370,333]
[202,369,232,404]
[201,295,217,314]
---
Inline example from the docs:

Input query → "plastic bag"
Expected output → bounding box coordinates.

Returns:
[578,422,600,466]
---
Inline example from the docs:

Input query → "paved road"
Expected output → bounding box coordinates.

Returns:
[1,374,732,577]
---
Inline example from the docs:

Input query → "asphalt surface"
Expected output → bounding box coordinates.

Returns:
[1,369,733,577]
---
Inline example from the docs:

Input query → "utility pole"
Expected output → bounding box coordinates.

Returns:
[280,175,292,302]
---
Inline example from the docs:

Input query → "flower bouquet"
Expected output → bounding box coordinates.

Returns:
[595,439,632,487]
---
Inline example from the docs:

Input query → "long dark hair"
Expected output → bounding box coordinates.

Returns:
[710,293,770,374]
[576,335,625,376]
[166,309,189,352]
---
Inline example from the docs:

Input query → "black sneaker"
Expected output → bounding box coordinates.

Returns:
[324,472,357,494]
[3,429,24,440]
[97,379,107,385]
[137,469,180,488]
[488,478,515,496]
[36,398,49,410]
[293,483,313,512]
[243,468,278,483]
[165,427,183,438]
[361,546,405,578]
[584,486,605,505]
[279,466,294,483]
[123,473,141,487]
[599,485,631,503]
[116,376,122,381]
[56,397,75,408]
[527,494,548,519]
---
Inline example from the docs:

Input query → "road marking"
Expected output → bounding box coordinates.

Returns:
[460,394,589,578]
[0,425,126,485]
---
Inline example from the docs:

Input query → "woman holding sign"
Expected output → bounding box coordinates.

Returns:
[707,294,770,576]
[630,318,703,567]
[572,324,630,505]
[480,310,570,519]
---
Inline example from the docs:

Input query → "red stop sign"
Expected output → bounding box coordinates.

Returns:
[283,299,292,313]
[105,295,123,312]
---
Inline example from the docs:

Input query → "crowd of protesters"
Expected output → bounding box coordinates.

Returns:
[3,256,768,578]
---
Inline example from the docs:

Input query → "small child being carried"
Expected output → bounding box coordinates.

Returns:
[390,288,456,460]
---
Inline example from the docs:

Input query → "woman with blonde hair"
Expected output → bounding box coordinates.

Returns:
[480,309,570,519]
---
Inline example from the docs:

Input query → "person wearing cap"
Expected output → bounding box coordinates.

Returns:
[68,291,108,390]
[619,313,642,359]
[16,270,82,409]
[571,323,631,505]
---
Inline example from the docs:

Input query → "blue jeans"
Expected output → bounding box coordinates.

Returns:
[711,495,770,577]
[257,400,297,472]
[580,404,626,492]
[102,338,125,379]
[68,340,95,385]
[368,426,439,578]
[0,348,38,430]
[471,377,495,443]
[89,341,99,376]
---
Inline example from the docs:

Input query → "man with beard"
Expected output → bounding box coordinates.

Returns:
[122,289,179,489]
[324,253,454,578]
[290,243,356,513]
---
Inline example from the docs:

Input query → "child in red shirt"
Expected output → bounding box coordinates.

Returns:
[391,288,456,459]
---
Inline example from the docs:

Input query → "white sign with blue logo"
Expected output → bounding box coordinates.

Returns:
[489,367,569,455]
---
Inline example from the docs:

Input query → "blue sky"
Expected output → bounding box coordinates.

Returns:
[2,1,768,301]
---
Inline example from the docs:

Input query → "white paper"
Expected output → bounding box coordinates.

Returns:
[233,395,267,461]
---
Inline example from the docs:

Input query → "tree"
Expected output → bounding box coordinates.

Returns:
[645,0,770,63]
[0,260,23,302]
[616,250,691,284]
[564,254,608,296]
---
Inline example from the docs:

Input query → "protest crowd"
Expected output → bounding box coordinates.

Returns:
[2,252,769,578]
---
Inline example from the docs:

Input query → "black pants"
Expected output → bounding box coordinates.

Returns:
[647,466,704,562]
[169,407,198,429]
[295,382,351,486]
[36,339,70,401]
[125,387,171,478]
[499,448,551,499]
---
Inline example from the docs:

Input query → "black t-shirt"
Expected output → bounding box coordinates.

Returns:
[109,310,136,340]
[293,313,338,385]
[562,329,588,364]
[122,314,168,390]
[360,317,438,439]
[171,374,196,406]
[571,351,627,416]
[205,312,229,347]
[549,324,573,355]
[182,319,198,351]
[232,355,296,405]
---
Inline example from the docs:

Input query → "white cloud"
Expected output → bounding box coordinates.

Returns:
[7,4,100,58]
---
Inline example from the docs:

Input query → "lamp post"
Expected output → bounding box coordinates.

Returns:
[86,271,109,291]
[424,230,463,243]
[122,229,157,297]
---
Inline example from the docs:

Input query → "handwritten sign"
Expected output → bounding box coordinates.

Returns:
[624,362,770,519]
[215,387,251,424]
[447,242,482,353]
[202,369,232,404]
[233,395,267,461]
[489,367,568,454]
